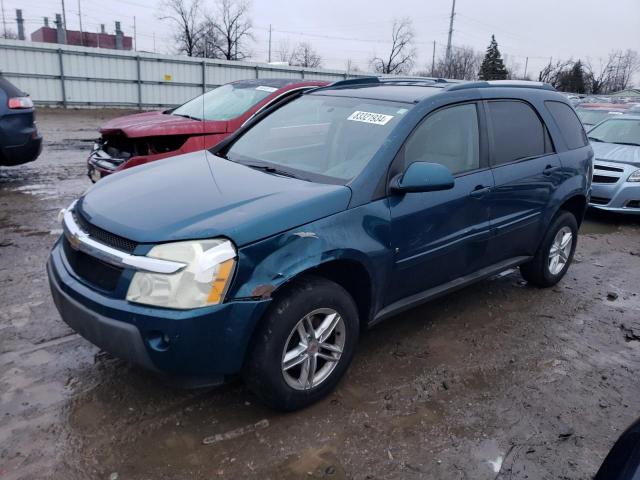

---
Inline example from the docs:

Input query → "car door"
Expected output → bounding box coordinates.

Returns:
[484,99,562,263]
[386,102,494,305]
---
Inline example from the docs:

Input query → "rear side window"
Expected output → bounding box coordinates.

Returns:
[487,100,551,166]
[404,103,480,175]
[545,101,588,149]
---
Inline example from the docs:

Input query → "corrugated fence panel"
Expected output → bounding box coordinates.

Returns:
[0,39,372,108]
[3,75,61,103]
[141,59,202,84]
[142,83,202,107]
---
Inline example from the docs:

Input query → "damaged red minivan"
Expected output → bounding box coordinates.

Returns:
[87,78,328,181]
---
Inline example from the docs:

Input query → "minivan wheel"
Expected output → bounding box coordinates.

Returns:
[520,211,578,288]
[243,275,359,411]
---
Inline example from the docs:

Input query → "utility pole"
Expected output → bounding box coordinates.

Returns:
[523,56,529,79]
[445,0,456,77]
[431,40,436,77]
[153,32,156,53]
[1,0,7,39]
[61,0,68,43]
[268,24,272,63]
[133,16,137,51]
[77,0,84,46]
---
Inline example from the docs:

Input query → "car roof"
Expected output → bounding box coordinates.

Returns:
[309,77,558,104]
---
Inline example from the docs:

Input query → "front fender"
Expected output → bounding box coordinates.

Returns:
[228,199,392,315]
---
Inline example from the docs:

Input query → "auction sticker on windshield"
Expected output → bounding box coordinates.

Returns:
[347,111,394,125]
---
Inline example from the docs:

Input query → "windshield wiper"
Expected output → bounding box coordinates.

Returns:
[245,163,304,180]
[173,113,201,121]
[588,136,604,142]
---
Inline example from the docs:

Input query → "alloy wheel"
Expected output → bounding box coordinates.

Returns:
[281,308,346,390]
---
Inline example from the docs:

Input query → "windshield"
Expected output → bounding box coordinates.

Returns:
[588,118,640,146]
[172,83,274,121]
[225,94,411,182]
[576,109,623,126]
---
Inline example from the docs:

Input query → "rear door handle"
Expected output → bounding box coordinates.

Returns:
[469,185,491,199]
[543,165,560,176]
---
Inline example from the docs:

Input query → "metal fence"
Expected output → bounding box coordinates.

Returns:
[0,38,369,108]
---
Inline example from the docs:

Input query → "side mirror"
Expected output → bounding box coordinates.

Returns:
[392,162,455,193]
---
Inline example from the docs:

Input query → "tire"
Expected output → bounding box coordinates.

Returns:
[520,210,578,288]
[243,275,359,411]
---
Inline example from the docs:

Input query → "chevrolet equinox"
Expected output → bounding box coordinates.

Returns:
[48,78,593,410]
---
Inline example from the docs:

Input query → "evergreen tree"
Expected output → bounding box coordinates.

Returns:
[557,60,586,93]
[478,35,508,80]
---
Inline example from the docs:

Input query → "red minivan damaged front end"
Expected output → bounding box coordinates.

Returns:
[87,79,328,182]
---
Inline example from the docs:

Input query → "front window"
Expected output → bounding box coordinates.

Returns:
[224,95,411,182]
[172,83,273,121]
[588,118,640,146]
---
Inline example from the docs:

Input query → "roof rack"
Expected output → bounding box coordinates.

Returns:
[328,76,456,89]
[445,80,555,92]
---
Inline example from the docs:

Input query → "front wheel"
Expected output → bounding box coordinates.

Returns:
[243,275,359,411]
[520,211,578,287]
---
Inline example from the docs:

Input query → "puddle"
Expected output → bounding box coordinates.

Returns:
[7,184,59,199]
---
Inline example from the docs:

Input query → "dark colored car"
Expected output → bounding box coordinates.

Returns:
[87,78,328,181]
[48,78,592,410]
[0,76,42,166]
[595,418,640,480]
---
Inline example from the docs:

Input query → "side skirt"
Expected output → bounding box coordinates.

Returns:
[370,256,532,326]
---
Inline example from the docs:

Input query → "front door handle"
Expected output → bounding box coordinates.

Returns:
[469,185,491,199]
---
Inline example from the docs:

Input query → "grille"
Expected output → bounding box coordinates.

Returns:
[594,164,623,173]
[626,200,640,209]
[73,209,137,253]
[592,175,619,184]
[590,196,610,205]
[62,236,123,291]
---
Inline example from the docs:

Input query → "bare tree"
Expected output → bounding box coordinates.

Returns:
[430,46,481,80]
[370,18,415,75]
[276,39,293,64]
[159,0,204,56]
[290,42,322,68]
[209,0,253,61]
[538,59,574,88]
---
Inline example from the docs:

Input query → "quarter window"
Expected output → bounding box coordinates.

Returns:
[487,100,551,165]
[404,103,480,175]
[545,101,588,149]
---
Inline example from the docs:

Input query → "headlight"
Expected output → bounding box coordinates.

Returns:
[126,239,236,309]
[628,169,640,182]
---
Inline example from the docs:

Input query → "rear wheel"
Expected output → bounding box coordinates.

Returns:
[243,275,359,411]
[520,211,578,287]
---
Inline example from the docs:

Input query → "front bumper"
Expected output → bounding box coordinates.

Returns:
[589,160,640,215]
[47,240,271,378]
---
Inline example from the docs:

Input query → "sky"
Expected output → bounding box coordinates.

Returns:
[5,0,640,83]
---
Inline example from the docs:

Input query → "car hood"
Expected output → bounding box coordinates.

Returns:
[99,111,228,138]
[592,142,640,167]
[78,151,352,246]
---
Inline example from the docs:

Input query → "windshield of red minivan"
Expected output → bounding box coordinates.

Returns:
[172,84,272,121]
[225,94,411,182]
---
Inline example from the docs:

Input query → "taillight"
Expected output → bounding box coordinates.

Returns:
[8,97,34,109]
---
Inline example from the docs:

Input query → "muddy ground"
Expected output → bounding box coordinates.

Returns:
[1,108,640,480]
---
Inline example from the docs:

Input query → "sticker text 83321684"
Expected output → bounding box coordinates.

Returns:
[347,111,395,126]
